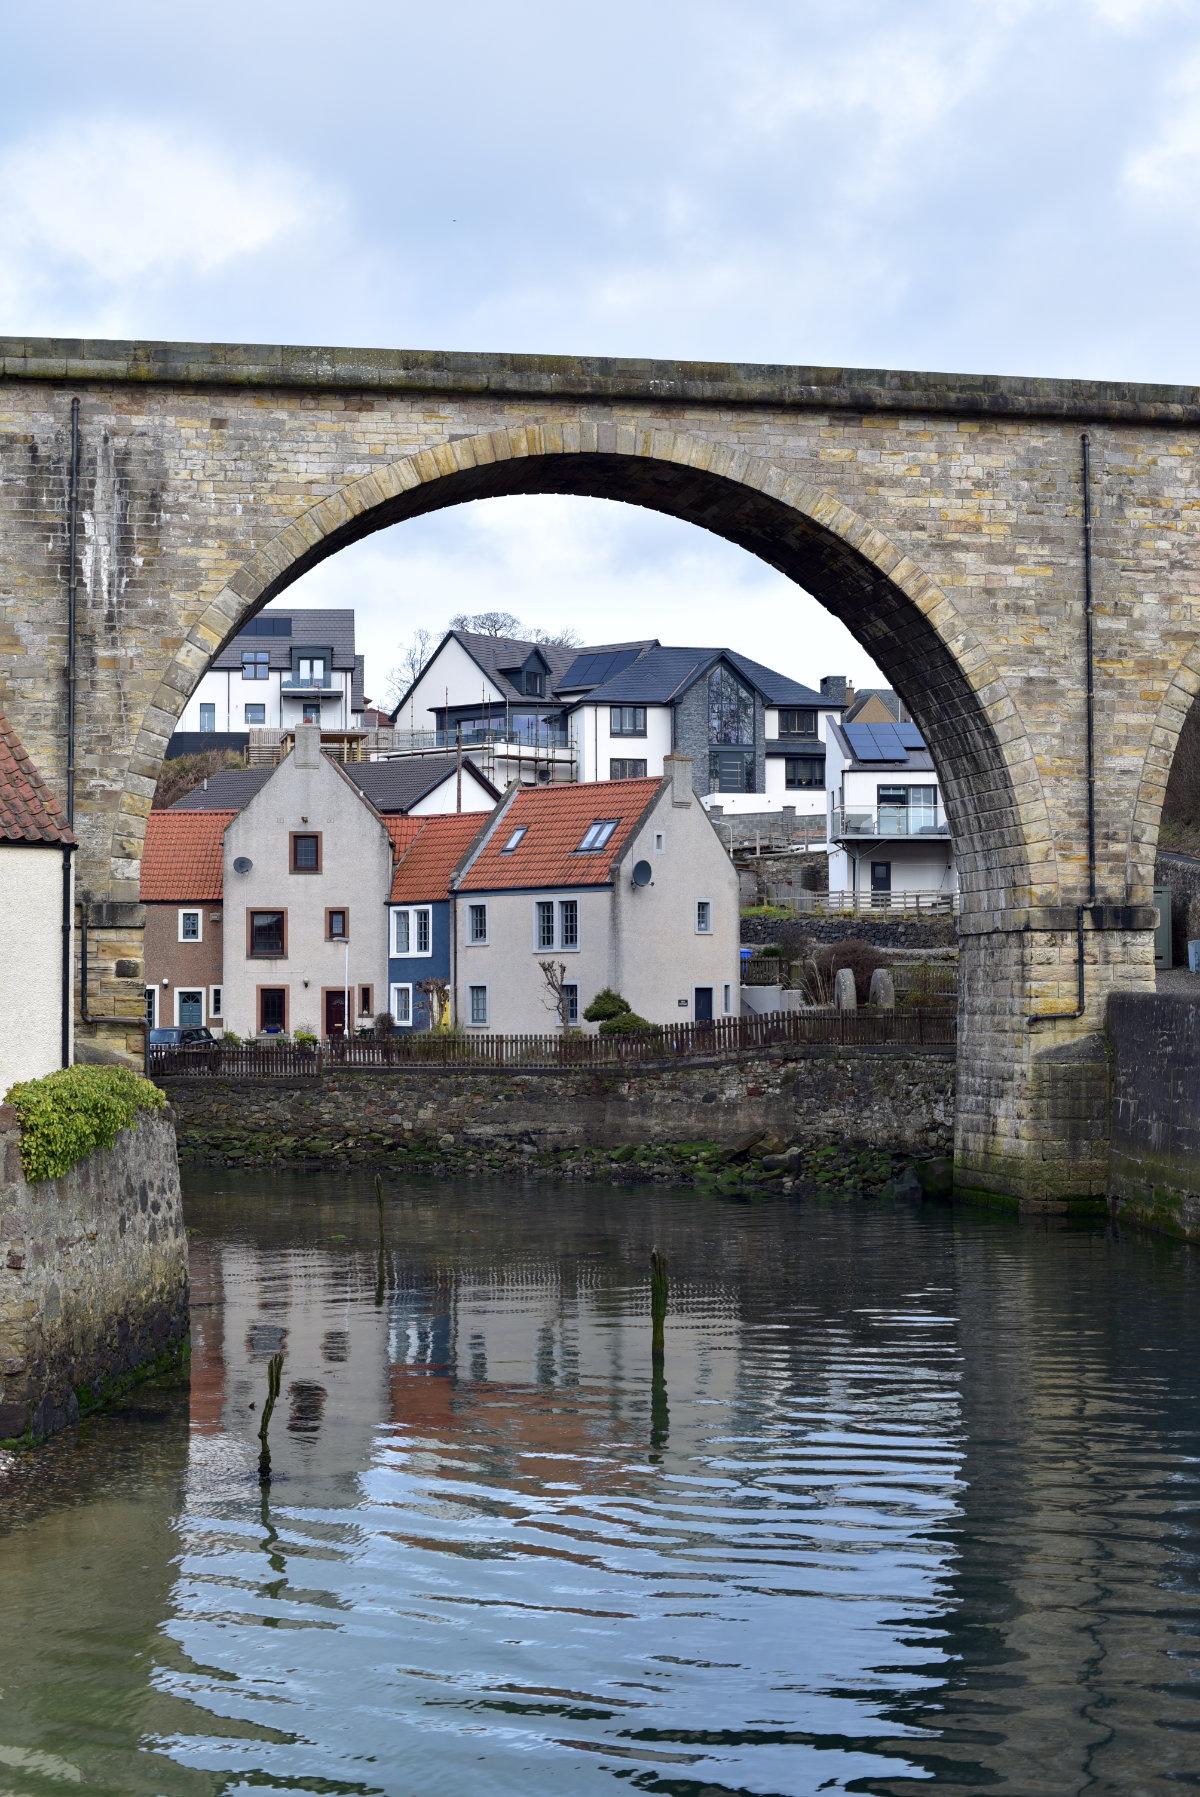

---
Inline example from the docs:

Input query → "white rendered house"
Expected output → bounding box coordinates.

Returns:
[175,608,365,741]
[824,715,957,907]
[0,711,75,1093]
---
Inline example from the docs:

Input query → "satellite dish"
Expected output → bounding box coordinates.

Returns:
[233,856,253,874]
[631,859,653,888]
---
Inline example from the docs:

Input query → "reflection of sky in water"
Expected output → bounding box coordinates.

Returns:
[3,1176,1200,1794]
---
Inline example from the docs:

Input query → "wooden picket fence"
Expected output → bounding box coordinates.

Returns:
[148,1006,957,1080]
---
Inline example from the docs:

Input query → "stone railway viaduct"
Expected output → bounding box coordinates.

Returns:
[1,337,1198,1207]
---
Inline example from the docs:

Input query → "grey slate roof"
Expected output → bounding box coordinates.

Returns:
[844,688,903,723]
[169,753,498,814]
[209,608,358,672]
[580,646,832,708]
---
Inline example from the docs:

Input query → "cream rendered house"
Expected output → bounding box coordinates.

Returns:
[452,757,740,1033]
[221,726,394,1039]
[0,711,75,1093]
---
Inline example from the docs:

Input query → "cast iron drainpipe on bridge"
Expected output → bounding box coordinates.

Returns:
[1027,431,1098,1026]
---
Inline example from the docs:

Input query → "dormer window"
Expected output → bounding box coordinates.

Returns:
[577,818,618,852]
[524,670,544,697]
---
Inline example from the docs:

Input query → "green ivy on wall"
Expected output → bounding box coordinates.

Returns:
[5,1064,166,1183]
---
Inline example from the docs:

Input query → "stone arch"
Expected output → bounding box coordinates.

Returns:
[1128,641,1200,901]
[122,424,1053,915]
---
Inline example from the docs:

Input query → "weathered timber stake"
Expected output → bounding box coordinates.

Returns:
[257,1351,284,1485]
[374,1173,386,1307]
[650,1249,668,1362]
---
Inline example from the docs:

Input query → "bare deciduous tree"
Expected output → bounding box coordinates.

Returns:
[529,624,582,649]
[386,627,435,706]
[449,610,523,638]
[538,959,574,1034]
[418,976,450,1029]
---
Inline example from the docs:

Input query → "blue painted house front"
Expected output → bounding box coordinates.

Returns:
[386,812,490,1030]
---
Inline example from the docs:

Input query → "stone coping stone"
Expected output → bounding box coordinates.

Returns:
[4,337,1200,424]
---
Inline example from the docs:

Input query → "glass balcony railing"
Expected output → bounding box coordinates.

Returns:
[830,805,950,839]
[435,722,571,751]
[281,675,336,693]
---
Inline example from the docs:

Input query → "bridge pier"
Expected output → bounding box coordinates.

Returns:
[955,912,1156,1209]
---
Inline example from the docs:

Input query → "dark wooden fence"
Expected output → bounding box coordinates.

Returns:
[149,1007,957,1080]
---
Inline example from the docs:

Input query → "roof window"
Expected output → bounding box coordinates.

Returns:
[577,818,618,852]
[501,826,527,854]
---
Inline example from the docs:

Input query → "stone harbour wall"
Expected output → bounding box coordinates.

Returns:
[1108,993,1200,1239]
[0,1110,188,1443]
[165,1047,955,1170]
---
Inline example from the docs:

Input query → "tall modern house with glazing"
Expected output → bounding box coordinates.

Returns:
[389,628,845,811]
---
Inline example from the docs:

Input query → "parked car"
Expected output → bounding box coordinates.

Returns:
[148,1026,217,1050]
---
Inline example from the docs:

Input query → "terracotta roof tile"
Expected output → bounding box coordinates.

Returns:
[383,815,425,862]
[140,810,235,901]
[0,711,75,846]
[458,778,662,893]
[389,811,491,904]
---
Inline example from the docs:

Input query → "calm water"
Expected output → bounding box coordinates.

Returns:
[1,1177,1200,1795]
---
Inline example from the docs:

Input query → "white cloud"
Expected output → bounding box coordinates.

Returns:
[1090,0,1183,30]
[0,116,337,330]
[1123,50,1200,205]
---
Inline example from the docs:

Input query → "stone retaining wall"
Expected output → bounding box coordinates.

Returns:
[740,913,958,950]
[1108,993,1200,1239]
[165,1047,956,1170]
[0,1110,188,1443]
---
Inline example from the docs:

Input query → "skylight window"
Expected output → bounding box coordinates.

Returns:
[501,826,527,854]
[577,818,618,852]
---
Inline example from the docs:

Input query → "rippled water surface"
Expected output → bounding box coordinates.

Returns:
[2,1175,1200,1794]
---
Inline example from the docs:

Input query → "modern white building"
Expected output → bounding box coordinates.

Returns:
[824,715,957,907]
[390,628,847,805]
[0,711,75,1093]
[175,608,365,745]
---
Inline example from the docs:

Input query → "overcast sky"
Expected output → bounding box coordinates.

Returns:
[5,0,1199,700]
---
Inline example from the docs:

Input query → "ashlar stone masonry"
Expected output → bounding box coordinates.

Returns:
[2,339,1198,1205]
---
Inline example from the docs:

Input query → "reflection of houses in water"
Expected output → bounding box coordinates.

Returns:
[187,1237,390,1497]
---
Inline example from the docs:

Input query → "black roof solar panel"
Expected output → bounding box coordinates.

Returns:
[844,720,928,763]
[897,722,924,750]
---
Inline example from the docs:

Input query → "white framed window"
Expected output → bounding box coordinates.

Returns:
[695,899,712,934]
[199,702,216,733]
[145,987,158,1029]
[244,703,266,725]
[178,908,202,943]
[577,818,618,852]
[392,906,432,957]
[563,983,579,1024]
[533,898,580,952]
[723,983,732,1014]
[535,900,555,950]
[468,984,489,1027]
[468,902,488,944]
[390,983,413,1027]
[210,985,223,1018]
[174,987,205,1027]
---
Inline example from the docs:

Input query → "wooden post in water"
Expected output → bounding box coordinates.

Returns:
[258,1351,284,1486]
[650,1248,668,1362]
[374,1173,387,1307]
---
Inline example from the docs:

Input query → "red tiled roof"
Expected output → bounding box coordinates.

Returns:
[140,810,234,901]
[389,811,490,903]
[0,711,74,846]
[384,815,425,862]
[457,778,662,893]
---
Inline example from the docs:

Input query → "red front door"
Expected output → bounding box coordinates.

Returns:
[325,990,346,1037]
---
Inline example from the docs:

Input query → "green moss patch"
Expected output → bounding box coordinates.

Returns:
[5,1064,166,1184]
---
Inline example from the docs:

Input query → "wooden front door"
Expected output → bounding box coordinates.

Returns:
[694,986,714,1023]
[324,990,346,1037]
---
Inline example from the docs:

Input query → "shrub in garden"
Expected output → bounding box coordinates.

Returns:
[5,1064,166,1183]
[220,1029,242,1048]
[294,1028,318,1050]
[583,988,632,1023]
[598,1010,658,1036]
[374,1011,395,1039]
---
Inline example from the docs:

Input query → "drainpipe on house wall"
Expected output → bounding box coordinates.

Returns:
[60,844,74,1067]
